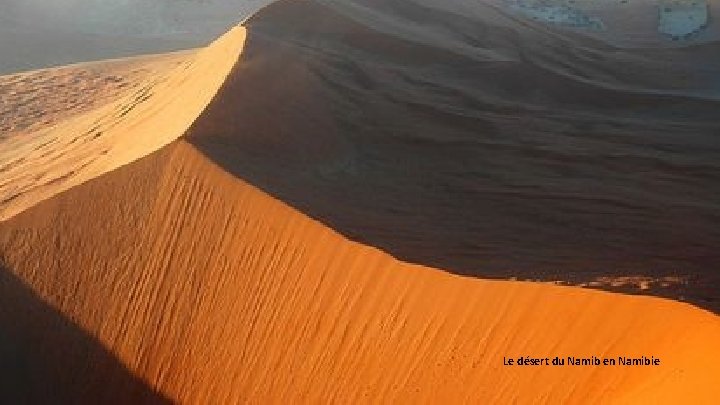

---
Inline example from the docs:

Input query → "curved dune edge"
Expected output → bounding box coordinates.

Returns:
[0,26,247,221]
[0,140,718,403]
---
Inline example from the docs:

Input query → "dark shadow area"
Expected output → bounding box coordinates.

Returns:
[187,0,720,313]
[0,260,171,404]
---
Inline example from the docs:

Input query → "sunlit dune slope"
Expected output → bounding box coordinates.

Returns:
[0,26,246,221]
[0,140,718,403]
[0,50,191,138]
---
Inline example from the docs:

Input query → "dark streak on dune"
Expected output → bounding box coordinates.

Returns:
[186,0,720,312]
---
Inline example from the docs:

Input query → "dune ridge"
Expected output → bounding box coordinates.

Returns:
[187,0,720,311]
[0,0,718,402]
[0,25,246,221]
[0,140,719,403]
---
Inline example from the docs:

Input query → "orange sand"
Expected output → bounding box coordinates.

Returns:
[0,13,718,404]
[0,140,718,403]
[0,27,246,221]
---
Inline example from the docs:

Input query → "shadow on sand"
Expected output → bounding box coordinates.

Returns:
[0,262,171,404]
[188,0,720,313]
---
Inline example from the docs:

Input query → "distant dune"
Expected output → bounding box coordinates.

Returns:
[0,0,719,403]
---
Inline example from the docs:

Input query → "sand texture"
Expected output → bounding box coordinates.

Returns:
[0,0,718,403]
[188,0,720,312]
[1,140,719,403]
[0,51,191,137]
[0,27,246,221]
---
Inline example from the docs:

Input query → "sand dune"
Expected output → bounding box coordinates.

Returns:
[0,26,246,221]
[188,0,720,311]
[0,265,171,404]
[0,0,718,402]
[0,51,191,138]
[1,140,719,403]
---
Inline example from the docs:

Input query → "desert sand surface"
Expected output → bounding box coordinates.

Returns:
[0,51,191,138]
[1,140,719,403]
[0,0,719,402]
[0,264,171,404]
[187,0,720,312]
[0,26,246,221]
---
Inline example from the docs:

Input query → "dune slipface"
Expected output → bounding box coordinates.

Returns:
[187,0,720,311]
[1,0,719,403]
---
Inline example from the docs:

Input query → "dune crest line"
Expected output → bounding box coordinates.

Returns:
[0,26,247,221]
[0,0,718,402]
[0,140,718,403]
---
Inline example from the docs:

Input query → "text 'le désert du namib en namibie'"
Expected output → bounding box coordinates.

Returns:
[504,356,661,367]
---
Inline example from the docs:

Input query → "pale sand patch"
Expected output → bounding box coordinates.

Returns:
[0,26,247,221]
[0,50,192,138]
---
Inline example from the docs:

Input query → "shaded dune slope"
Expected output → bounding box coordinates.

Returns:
[0,263,170,404]
[187,0,720,310]
[1,140,719,403]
